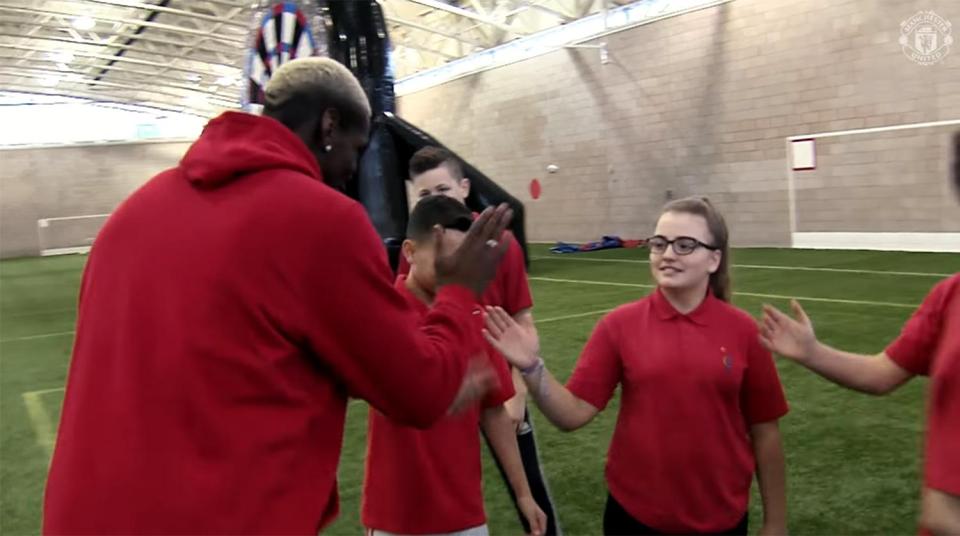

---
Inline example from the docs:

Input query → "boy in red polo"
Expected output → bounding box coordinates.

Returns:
[401,147,559,535]
[363,196,547,536]
[762,277,960,534]
[759,132,960,535]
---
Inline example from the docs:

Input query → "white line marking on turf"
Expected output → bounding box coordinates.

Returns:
[0,308,663,343]
[531,255,954,278]
[536,309,614,324]
[25,387,66,397]
[22,387,63,458]
[0,311,620,345]
[0,330,75,343]
[11,286,910,344]
[1,307,76,319]
[529,277,921,309]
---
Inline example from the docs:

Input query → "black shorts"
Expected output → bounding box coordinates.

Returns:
[603,493,748,536]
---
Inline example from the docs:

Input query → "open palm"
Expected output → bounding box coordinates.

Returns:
[759,300,817,362]
[483,306,540,370]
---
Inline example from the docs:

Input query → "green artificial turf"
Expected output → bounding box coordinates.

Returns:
[2,246,957,535]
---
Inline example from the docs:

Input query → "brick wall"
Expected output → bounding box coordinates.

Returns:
[2,0,957,257]
[0,141,190,258]
[796,127,960,233]
[397,0,960,245]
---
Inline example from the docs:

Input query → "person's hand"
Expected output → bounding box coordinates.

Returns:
[446,356,496,415]
[759,300,818,363]
[758,522,788,536]
[483,306,540,370]
[434,204,513,297]
[517,495,547,536]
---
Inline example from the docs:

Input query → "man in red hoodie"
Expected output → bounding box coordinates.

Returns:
[43,57,511,535]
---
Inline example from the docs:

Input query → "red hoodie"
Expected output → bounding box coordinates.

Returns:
[43,112,480,535]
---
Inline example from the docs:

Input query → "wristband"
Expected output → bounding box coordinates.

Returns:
[520,356,545,377]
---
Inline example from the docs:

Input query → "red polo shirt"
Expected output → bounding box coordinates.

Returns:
[398,220,532,315]
[567,289,789,533]
[362,276,515,534]
[885,274,960,496]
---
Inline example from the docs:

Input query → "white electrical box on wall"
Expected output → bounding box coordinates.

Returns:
[791,138,816,170]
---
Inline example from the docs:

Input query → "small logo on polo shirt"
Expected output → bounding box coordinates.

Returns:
[721,346,733,370]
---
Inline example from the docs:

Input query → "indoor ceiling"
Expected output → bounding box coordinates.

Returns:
[0,0,638,116]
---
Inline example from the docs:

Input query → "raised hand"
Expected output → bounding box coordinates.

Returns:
[434,204,513,297]
[482,306,540,370]
[759,299,818,363]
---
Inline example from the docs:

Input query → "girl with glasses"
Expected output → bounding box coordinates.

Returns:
[483,196,789,535]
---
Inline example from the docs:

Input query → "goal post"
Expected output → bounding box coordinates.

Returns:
[786,119,960,253]
[37,214,110,256]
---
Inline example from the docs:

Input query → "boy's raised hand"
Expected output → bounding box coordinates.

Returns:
[483,306,540,370]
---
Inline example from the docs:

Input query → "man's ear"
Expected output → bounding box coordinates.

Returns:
[459,177,471,198]
[318,108,340,148]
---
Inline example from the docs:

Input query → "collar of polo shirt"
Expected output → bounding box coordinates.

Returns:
[650,287,719,326]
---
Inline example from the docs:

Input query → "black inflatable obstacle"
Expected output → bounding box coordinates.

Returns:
[243,0,528,272]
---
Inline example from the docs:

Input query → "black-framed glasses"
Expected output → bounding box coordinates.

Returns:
[646,235,718,255]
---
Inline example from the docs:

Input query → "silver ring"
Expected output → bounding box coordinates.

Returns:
[485,239,499,248]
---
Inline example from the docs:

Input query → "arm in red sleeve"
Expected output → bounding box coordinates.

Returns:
[287,201,478,428]
[885,277,953,376]
[566,316,622,411]
[498,233,534,316]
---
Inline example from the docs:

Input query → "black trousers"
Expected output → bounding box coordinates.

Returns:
[483,407,561,535]
[603,493,747,536]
